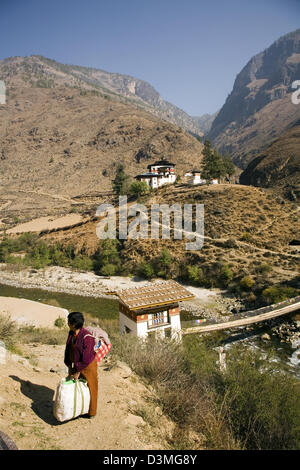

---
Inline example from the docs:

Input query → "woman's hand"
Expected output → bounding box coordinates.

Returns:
[71,372,80,381]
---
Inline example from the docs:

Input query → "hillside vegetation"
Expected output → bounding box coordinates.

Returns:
[2,183,298,307]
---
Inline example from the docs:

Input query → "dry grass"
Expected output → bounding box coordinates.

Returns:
[0,313,17,348]
[110,333,239,449]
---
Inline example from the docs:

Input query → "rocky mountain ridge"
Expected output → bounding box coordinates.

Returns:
[0,55,203,136]
[208,28,300,168]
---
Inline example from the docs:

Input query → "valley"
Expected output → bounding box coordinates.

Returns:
[0,24,300,451]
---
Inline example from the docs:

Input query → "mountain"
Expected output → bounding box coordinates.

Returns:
[0,55,203,136]
[240,122,300,201]
[207,29,300,168]
[193,111,219,135]
[0,59,204,217]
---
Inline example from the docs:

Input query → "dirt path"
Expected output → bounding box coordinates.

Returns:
[0,344,172,450]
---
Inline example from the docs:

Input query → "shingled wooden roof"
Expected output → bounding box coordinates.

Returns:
[116,280,194,310]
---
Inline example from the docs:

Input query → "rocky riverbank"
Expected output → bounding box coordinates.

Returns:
[271,319,300,348]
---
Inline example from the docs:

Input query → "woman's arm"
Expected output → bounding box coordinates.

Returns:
[74,335,95,372]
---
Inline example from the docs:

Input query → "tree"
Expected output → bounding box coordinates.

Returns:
[93,239,121,275]
[139,261,155,279]
[212,148,226,179]
[186,265,203,284]
[201,139,214,181]
[112,164,130,195]
[201,139,225,181]
[222,153,235,179]
[219,264,234,286]
[129,181,149,198]
[157,248,172,278]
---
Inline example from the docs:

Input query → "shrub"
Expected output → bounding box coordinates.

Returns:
[240,232,253,242]
[219,264,234,285]
[156,248,172,279]
[139,261,155,279]
[54,316,66,329]
[0,314,17,349]
[258,263,273,274]
[72,255,93,271]
[93,239,121,274]
[111,333,238,449]
[111,331,300,449]
[262,285,298,304]
[218,345,300,449]
[240,276,255,290]
[185,265,203,284]
[129,181,150,197]
[100,263,117,276]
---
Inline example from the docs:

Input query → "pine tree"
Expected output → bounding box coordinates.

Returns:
[201,139,225,181]
[201,139,214,181]
[112,164,130,195]
[222,153,235,179]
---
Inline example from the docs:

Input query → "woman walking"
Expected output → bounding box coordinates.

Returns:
[64,312,98,418]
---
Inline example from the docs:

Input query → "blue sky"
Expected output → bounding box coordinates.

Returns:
[0,0,299,115]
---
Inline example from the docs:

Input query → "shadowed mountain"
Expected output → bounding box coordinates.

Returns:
[207,29,300,168]
[240,122,300,201]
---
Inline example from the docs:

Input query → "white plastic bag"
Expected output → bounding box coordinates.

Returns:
[53,377,90,422]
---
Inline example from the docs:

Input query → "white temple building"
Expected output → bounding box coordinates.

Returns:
[135,159,176,189]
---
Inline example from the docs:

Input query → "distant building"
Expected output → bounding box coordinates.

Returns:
[135,159,176,189]
[210,178,219,184]
[184,170,206,185]
[117,280,194,340]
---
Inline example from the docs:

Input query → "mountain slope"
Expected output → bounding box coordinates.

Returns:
[240,123,300,200]
[0,81,204,216]
[207,29,300,168]
[193,111,219,135]
[0,55,202,136]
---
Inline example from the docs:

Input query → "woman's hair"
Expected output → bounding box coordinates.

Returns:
[68,312,84,329]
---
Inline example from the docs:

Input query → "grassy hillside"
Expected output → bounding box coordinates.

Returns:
[2,183,298,307]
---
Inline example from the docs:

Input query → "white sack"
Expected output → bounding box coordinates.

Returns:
[53,378,90,422]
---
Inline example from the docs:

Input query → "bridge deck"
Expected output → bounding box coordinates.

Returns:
[182,301,300,335]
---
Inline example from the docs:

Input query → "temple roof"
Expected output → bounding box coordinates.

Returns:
[116,280,194,310]
[147,160,175,169]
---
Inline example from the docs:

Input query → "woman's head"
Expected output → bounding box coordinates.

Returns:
[67,312,84,331]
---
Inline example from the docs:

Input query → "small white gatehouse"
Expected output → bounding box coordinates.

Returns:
[117,280,194,340]
[184,170,206,185]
